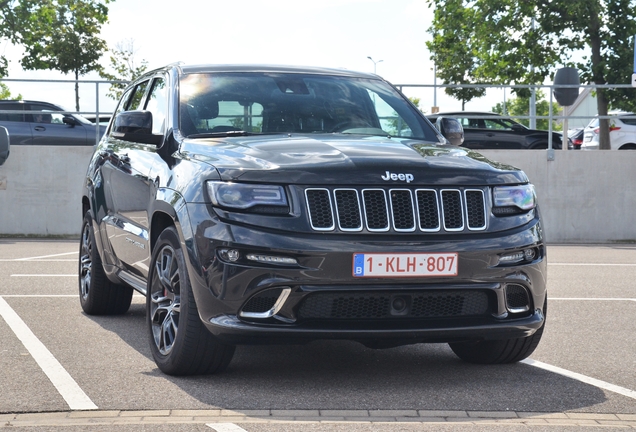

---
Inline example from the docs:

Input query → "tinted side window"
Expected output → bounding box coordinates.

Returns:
[29,103,65,124]
[144,78,168,134]
[0,102,25,122]
[128,81,150,111]
[619,116,636,126]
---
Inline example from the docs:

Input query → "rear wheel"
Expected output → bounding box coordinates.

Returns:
[147,226,235,375]
[449,300,546,364]
[79,211,133,315]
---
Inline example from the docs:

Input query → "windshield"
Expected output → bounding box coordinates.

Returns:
[179,72,438,141]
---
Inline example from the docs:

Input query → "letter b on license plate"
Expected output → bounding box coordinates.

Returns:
[353,253,458,277]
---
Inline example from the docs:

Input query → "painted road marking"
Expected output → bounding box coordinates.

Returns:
[207,423,248,432]
[0,296,97,410]
[11,274,77,277]
[15,251,77,261]
[550,297,636,302]
[550,263,636,266]
[523,358,636,400]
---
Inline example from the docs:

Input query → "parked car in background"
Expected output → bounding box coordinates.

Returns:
[0,100,106,146]
[79,63,547,376]
[568,128,584,150]
[427,112,569,150]
[84,114,112,127]
[582,112,636,150]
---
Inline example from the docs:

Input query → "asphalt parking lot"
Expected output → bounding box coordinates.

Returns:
[0,239,635,431]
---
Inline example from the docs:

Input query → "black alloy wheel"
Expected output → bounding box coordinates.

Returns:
[147,226,235,375]
[79,211,133,315]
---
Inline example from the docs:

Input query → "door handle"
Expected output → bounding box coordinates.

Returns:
[34,126,46,131]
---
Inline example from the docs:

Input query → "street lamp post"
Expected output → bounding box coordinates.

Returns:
[367,56,383,74]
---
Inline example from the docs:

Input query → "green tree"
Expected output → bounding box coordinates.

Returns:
[0,82,21,100]
[16,0,111,112]
[492,90,561,130]
[99,39,149,101]
[426,0,636,149]
[426,0,486,109]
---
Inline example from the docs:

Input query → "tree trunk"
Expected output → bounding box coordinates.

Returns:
[75,69,80,112]
[589,5,610,150]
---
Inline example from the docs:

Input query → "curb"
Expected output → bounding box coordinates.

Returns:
[1,410,636,428]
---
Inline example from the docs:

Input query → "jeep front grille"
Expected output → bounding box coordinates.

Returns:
[305,187,487,233]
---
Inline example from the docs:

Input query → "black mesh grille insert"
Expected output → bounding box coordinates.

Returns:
[441,190,464,230]
[506,284,530,310]
[362,189,389,230]
[306,187,487,233]
[465,190,486,229]
[335,189,362,230]
[416,190,440,230]
[298,290,490,320]
[306,189,333,229]
[242,289,284,313]
[390,190,415,230]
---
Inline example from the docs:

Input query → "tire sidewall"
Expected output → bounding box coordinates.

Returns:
[146,226,194,372]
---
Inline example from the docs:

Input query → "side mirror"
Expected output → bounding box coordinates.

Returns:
[63,115,78,127]
[0,126,9,166]
[511,123,526,131]
[112,110,163,146]
[435,117,464,146]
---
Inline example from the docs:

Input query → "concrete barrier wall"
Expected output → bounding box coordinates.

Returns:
[0,146,634,242]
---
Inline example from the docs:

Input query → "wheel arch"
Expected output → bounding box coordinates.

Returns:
[618,143,636,150]
[149,188,196,261]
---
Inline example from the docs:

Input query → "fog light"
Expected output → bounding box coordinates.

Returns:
[524,248,536,261]
[219,249,240,262]
[246,254,297,265]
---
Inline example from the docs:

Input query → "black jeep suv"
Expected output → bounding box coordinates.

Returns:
[80,64,547,376]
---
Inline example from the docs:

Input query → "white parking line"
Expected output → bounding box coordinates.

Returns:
[0,259,77,262]
[550,297,636,302]
[11,274,77,277]
[207,423,248,432]
[0,296,97,410]
[550,263,636,266]
[523,358,636,400]
[15,251,78,261]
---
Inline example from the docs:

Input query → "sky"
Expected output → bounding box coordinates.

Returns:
[1,0,509,114]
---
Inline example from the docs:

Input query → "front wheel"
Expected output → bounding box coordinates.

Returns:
[79,211,133,315]
[147,226,235,375]
[449,300,546,364]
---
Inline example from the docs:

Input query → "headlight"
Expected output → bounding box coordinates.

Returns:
[492,184,536,215]
[207,181,288,211]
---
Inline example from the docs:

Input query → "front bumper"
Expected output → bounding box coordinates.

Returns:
[183,203,547,346]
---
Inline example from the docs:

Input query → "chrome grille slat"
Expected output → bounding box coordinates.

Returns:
[306,187,488,233]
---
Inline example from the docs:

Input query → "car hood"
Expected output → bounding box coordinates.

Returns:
[180,134,528,186]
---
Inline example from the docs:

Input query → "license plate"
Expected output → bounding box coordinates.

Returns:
[353,253,458,277]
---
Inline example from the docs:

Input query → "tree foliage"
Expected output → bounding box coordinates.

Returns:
[492,90,561,131]
[426,0,636,149]
[0,82,22,100]
[99,39,149,101]
[426,1,486,108]
[1,0,111,111]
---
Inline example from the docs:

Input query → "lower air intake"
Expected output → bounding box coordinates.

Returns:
[297,290,490,320]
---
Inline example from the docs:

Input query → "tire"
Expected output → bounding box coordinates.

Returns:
[147,226,235,376]
[530,141,548,150]
[449,299,547,364]
[79,211,133,315]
